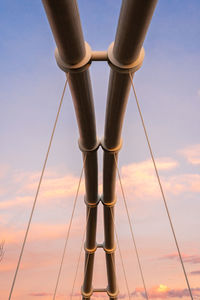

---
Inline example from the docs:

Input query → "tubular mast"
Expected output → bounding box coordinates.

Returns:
[103,1,158,298]
[42,0,158,299]
[42,1,99,298]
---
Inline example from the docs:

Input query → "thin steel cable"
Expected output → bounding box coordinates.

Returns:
[129,72,193,300]
[114,153,149,300]
[70,207,91,300]
[8,79,68,300]
[110,208,131,300]
[53,154,87,300]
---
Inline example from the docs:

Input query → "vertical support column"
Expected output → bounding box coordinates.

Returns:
[80,147,100,300]
[42,1,99,299]
[102,146,121,300]
[103,1,158,298]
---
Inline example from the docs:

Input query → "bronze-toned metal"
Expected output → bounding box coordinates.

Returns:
[113,0,158,64]
[42,1,98,299]
[42,0,158,299]
[103,1,158,298]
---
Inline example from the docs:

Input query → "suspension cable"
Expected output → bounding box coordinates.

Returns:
[114,153,149,299]
[129,72,193,300]
[110,207,131,300]
[70,206,91,300]
[53,154,87,300]
[8,79,68,300]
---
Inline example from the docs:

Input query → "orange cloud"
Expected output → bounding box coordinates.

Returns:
[29,292,51,297]
[19,171,85,201]
[0,169,85,212]
[179,144,200,165]
[191,270,200,276]
[117,157,200,200]
[131,285,200,299]
[0,196,33,209]
[161,252,200,264]
[118,157,177,199]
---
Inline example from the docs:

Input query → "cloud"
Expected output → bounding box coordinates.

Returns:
[19,170,85,201]
[117,156,200,201]
[191,270,200,276]
[131,285,200,299]
[161,252,200,264]
[166,173,200,193]
[72,286,200,299]
[0,196,33,209]
[0,169,85,211]
[28,292,51,297]
[179,144,200,165]
[0,217,85,246]
[119,157,178,199]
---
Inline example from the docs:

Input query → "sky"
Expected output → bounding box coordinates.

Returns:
[0,0,200,299]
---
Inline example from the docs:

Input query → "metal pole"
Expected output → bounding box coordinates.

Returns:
[42,0,85,64]
[103,1,158,298]
[42,1,99,299]
[113,0,158,64]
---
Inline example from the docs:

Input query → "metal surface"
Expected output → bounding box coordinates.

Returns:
[42,1,98,299]
[103,1,158,298]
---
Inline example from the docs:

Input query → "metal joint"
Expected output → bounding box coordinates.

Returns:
[55,41,92,73]
[84,196,100,208]
[107,42,145,74]
[93,288,107,293]
[79,139,100,153]
[84,243,98,254]
[101,138,122,153]
[91,51,108,61]
[107,287,119,298]
[101,196,117,208]
[103,243,116,254]
[81,286,93,299]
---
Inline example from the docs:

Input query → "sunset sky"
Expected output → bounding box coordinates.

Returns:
[0,0,200,299]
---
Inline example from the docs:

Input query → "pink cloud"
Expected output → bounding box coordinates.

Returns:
[0,169,85,211]
[166,173,200,193]
[0,215,86,246]
[29,292,51,297]
[117,157,200,200]
[0,196,33,209]
[72,286,200,299]
[179,144,200,165]
[119,157,178,199]
[161,252,200,264]
[19,170,85,201]
[191,270,200,276]
[131,285,200,299]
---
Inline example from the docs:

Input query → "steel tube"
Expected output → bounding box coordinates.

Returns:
[104,205,117,299]
[68,71,97,150]
[69,71,98,298]
[106,252,117,299]
[42,0,85,64]
[103,1,158,298]
[113,0,158,64]
[42,1,98,299]
[91,51,108,61]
